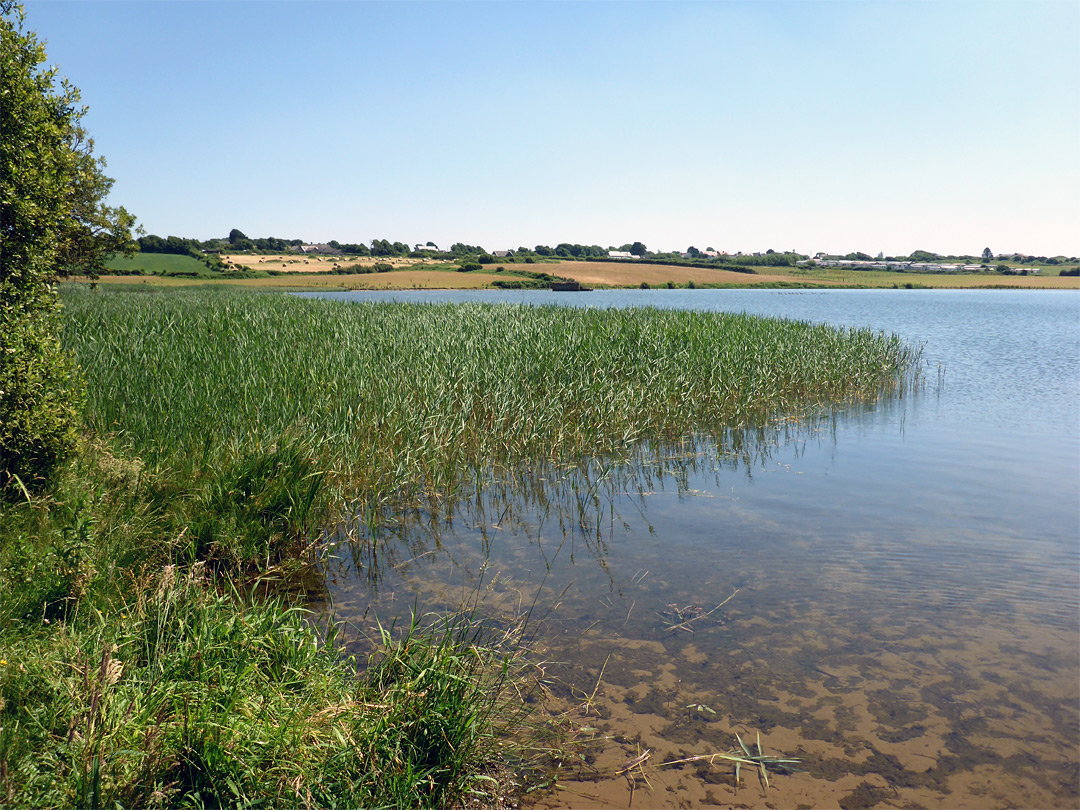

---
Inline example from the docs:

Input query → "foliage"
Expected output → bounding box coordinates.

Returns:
[1,2,116,494]
[371,238,411,257]
[136,234,202,257]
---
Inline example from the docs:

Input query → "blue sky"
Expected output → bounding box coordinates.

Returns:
[23,0,1080,256]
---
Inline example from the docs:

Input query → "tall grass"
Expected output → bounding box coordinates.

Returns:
[0,558,533,807]
[0,442,538,808]
[61,286,920,520]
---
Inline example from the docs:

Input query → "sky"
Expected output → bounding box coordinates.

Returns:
[21,0,1080,256]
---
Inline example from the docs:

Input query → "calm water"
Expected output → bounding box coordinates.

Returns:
[307,289,1080,808]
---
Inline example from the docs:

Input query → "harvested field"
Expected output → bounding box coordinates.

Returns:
[84,270,505,290]
[228,270,508,290]
[547,261,828,288]
[550,261,1080,290]
[218,254,443,273]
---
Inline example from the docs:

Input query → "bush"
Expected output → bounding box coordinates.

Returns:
[1,7,85,495]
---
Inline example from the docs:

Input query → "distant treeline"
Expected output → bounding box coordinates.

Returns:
[133,230,1077,268]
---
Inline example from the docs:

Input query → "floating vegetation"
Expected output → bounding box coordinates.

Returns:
[658,588,740,635]
[659,730,804,789]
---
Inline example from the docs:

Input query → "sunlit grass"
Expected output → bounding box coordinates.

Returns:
[62,286,920,514]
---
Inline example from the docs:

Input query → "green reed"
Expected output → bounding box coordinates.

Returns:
[61,286,920,519]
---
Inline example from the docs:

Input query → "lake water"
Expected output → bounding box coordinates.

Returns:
[304,289,1079,809]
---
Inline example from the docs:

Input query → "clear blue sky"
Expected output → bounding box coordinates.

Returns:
[23,0,1080,256]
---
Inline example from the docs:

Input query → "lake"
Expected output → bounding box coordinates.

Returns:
[303,288,1079,809]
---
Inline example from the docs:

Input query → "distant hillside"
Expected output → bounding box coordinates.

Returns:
[106,253,218,277]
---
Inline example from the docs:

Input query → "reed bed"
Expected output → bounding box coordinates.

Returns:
[61,286,920,521]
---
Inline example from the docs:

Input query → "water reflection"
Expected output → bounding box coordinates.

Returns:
[314,290,1079,809]
[318,403,1077,809]
[326,413,840,593]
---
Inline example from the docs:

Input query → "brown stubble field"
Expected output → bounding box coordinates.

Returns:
[217,254,440,273]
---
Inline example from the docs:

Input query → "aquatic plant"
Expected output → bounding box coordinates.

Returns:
[659,730,803,788]
[61,286,921,530]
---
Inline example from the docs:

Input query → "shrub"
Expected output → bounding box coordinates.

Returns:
[1,6,85,495]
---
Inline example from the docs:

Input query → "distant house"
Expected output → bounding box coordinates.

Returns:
[291,244,343,256]
[608,250,636,259]
[493,250,513,258]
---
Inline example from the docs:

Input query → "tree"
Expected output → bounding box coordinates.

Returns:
[1,2,136,494]
[630,241,647,257]
[982,247,993,261]
[228,228,248,245]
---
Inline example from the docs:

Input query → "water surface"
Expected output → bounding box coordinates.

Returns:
[310,289,1079,808]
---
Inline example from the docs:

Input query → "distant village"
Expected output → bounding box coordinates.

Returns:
[798,255,1037,273]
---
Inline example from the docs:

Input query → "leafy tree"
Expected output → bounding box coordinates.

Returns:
[1,2,135,494]
[982,247,993,261]
[630,241,647,257]
[228,228,248,245]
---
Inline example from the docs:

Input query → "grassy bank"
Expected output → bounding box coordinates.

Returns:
[0,440,537,808]
[2,286,921,806]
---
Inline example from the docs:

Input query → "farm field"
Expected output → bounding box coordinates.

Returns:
[217,253,446,272]
[781,265,1080,289]
[105,252,212,275]
[547,261,1080,290]
[90,256,1080,290]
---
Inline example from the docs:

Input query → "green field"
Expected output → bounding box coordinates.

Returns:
[105,252,215,276]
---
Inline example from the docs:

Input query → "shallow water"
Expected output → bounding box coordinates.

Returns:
[311,289,1079,808]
